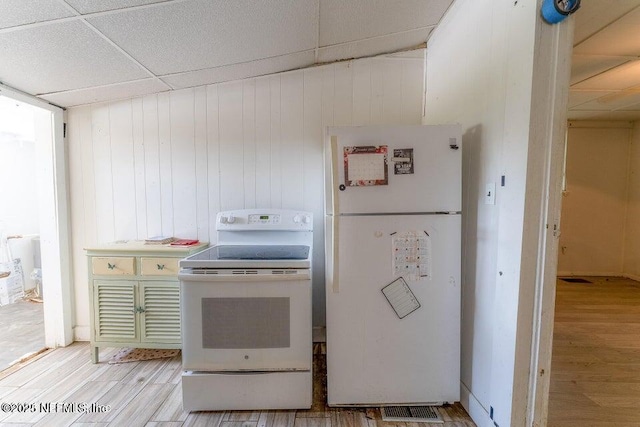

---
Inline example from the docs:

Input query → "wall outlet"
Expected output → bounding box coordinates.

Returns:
[485,183,496,205]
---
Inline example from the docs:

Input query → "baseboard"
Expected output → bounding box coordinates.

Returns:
[623,273,640,282]
[460,382,493,427]
[556,271,623,277]
[74,325,90,341]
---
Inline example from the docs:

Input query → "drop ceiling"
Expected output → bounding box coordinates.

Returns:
[569,0,640,121]
[0,0,453,107]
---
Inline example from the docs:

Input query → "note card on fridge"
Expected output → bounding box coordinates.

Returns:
[382,277,421,319]
[392,231,432,281]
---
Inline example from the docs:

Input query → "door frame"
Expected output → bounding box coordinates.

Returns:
[524,15,575,427]
[0,83,73,348]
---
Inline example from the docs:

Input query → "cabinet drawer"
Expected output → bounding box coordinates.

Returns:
[141,257,179,276]
[92,257,136,275]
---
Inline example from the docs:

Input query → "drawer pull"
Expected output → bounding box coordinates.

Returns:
[107,263,116,270]
[157,264,165,270]
[133,306,146,313]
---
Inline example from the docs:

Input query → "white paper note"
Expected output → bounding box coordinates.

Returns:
[392,231,432,281]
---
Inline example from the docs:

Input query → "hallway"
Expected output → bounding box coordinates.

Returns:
[548,276,640,426]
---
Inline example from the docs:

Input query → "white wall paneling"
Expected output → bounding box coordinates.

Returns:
[424,0,572,425]
[68,54,426,329]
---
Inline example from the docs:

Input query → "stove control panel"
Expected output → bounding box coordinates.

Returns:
[248,214,281,224]
[216,209,313,231]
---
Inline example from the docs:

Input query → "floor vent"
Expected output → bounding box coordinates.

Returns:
[381,406,443,423]
[560,277,592,284]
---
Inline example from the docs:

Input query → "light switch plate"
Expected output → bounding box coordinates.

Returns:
[485,183,496,205]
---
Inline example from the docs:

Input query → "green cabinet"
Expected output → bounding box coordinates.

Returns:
[86,241,207,363]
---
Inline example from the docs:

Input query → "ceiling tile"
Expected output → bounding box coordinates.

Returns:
[319,0,451,46]
[568,90,616,108]
[573,0,640,45]
[0,21,149,94]
[566,110,602,120]
[39,78,169,107]
[574,5,640,56]
[571,110,640,121]
[572,60,640,91]
[162,51,315,89]
[87,0,318,75]
[593,89,640,110]
[317,28,431,63]
[63,0,169,14]
[0,0,75,29]
[570,54,631,86]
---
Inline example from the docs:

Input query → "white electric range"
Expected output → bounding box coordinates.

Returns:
[179,209,313,411]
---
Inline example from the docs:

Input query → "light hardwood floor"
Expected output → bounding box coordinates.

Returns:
[548,276,640,427]
[0,343,474,427]
[0,299,45,371]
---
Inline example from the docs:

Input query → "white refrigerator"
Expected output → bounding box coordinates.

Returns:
[325,124,461,406]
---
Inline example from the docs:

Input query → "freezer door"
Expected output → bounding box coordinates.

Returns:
[325,214,460,405]
[326,125,461,215]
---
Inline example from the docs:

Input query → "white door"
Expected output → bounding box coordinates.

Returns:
[326,125,462,215]
[326,214,460,405]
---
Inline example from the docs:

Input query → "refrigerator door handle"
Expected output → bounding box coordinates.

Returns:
[330,135,341,216]
[331,135,340,293]
[332,215,339,293]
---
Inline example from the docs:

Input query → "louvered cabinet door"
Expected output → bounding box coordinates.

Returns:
[139,281,181,343]
[93,280,138,342]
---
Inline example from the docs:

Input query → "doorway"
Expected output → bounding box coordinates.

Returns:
[0,96,45,369]
[0,84,74,357]
[547,121,640,426]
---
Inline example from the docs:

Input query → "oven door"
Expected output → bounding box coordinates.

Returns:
[179,269,312,372]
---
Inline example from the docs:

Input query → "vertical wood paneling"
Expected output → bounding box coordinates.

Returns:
[131,98,148,240]
[243,80,257,209]
[270,75,282,208]
[142,95,162,237]
[280,72,305,210]
[401,60,424,124]
[69,56,425,331]
[68,107,91,324]
[255,76,272,208]
[302,67,325,326]
[218,81,245,211]
[109,100,137,240]
[382,61,404,124]
[352,60,372,126]
[194,87,209,241]
[206,85,221,243]
[333,62,353,126]
[77,106,97,245]
[91,104,115,243]
[157,93,174,237]
[169,89,197,239]
[370,60,385,123]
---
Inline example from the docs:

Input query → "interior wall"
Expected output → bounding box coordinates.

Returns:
[558,122,632,276]
[67,54,425,338]
[624,121,640,280]
[423,0,560,426]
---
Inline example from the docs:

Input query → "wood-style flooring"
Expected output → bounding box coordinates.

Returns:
[548,276,640,427]
[0,342,474,427]
[0,299,44,371]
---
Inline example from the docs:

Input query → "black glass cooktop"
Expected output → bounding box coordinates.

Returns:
[191,245,310,261]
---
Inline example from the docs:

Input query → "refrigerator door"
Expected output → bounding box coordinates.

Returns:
[326,125,461,215]
[325,214,460,405]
